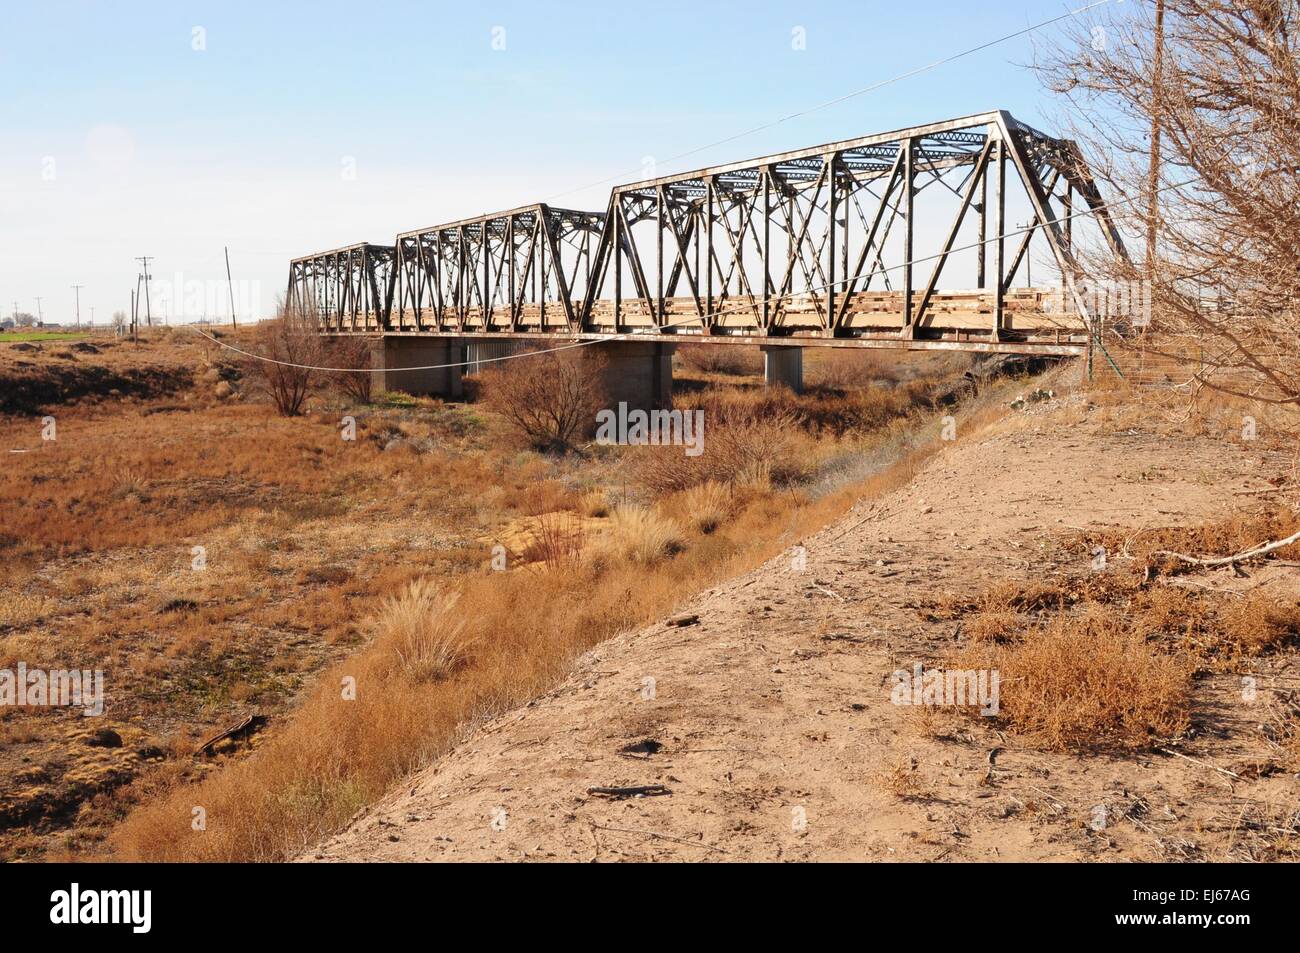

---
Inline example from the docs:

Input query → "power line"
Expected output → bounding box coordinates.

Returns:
[190,174,1199,374]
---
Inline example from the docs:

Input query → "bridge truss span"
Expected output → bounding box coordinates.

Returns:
[288,111,1127,354]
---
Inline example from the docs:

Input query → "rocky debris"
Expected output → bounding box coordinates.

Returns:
[1010,388,1056,410]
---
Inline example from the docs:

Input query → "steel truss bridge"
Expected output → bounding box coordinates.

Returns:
[287,111,1127,356]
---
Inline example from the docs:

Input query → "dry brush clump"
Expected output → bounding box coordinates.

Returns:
[677,378,943,436]
[590,505,685,566]
[373,580,475,682]
[632,409,816,494]
[481,349,608,452]
[327,335,377,404]
[243,307,325,416]
[958,612,1195,752]
[677,343,762,376]
[663,481,732,535]
[1078,507,1300,578]
[937,509,1300,753]
[520,511,588,572]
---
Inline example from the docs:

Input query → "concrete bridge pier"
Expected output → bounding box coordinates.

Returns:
[761,344,804,393]
[596,341,675,411]
[371,337,463,398]
[464,339,519,375]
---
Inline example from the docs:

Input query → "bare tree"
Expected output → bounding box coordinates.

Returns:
[328,335,378,404]
[481,349,608,452]
[245,306,324,416]
[1037,0,1300,406]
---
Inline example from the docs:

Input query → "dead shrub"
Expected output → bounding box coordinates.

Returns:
[958,612,1193,752]
[807,350,896,390]
[1084,509,1300,578]
[1130,586,1215,651]
[244,308,323,417]
[482,349,608,452]
[876,755,929,799]
[678,381,938,437]
[328,335,377,404]
[678,343,762,376]
[1219,593,1300,656]
[962,610,1027,644]
[633,410,815,494]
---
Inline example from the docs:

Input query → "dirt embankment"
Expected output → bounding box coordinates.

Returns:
[0,340,194,414]
[306,394,1298,862]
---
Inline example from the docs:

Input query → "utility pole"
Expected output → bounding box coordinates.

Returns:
[1145,0,1166,277]
[224,246,238,329]
[136,256,154,327]
[34,296,43,326]
[71,284,84,329]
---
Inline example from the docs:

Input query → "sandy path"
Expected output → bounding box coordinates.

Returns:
[306,399,1296,861]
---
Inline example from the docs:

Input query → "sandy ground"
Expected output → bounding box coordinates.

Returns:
[306,396,1299,862]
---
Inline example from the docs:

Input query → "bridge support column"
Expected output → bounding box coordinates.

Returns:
[761,345,803,393]
[464,339,518,375]
[371,336,463,398]
[595,341,675,411]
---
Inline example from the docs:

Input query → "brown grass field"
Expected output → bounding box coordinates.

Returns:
[4,325,1297,862]
[0,327,973,860]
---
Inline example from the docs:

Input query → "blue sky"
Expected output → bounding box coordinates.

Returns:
[0,0,1120,324]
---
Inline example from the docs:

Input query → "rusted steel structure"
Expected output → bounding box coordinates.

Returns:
[286,242,396,333]
[288,111,1126,356]
[391,204,606,333]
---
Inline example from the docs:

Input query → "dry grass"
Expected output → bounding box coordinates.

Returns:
[677,343,762,376]
[662,481,732,535]
[372,580,474,682]
[578,487,611,518]
[935,501,1300,757]
[592,506,684,566]
[1219,594,1300,657]
[2,326,1023,861]
[521,511,588,572]
[1084,508,1300,577]
[875,755,929,799]
[632,411,816,493]
[957,611,1195,752]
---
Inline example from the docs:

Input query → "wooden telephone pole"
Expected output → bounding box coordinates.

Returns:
[224,246,237,329]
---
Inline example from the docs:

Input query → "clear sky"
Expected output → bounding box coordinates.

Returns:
[0,0,1119,325]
